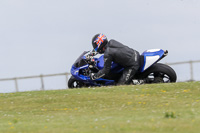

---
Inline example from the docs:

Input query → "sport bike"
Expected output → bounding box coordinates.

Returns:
[68,49,177,88]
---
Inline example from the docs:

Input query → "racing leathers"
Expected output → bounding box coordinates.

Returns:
[91,39,140,85]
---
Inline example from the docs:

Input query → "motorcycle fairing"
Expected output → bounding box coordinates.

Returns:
[71,65,115,86]
[96,55,124,73]
[140,49,165,72]
[97,55,104,69]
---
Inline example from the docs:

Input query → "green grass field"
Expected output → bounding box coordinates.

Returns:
[0,82,200,133]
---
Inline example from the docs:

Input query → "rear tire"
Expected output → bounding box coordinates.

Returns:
[68,76,83,89]
[140,63,177,83]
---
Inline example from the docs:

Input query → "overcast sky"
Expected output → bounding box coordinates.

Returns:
[0,0,200,92]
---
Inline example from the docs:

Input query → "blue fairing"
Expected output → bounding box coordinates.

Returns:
[71,65,115,86]
[97,55,124,72]
[97,55,104,69]
[71,65,89,81]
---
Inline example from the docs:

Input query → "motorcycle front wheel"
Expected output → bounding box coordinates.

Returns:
[140,63,177,83]
[68,76,83,89]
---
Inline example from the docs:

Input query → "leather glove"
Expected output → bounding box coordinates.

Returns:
[89,73,96,80]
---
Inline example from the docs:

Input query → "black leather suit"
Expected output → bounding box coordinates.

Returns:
[93,39,140,85]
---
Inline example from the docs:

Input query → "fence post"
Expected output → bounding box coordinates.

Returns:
[14,78,19,92]
[189,61,194,81]
[66,73,69,89]
[40,75,45,90]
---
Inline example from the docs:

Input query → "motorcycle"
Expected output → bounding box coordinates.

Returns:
[68,49,177,88]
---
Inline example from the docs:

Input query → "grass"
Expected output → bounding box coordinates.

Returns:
[0,82,200,133]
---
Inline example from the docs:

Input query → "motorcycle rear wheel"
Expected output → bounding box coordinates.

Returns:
[140,63,177,83]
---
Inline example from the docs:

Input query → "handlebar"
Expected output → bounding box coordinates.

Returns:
[85,50,100,73]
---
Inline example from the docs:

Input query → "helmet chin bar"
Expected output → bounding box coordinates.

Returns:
[98,47,106,54]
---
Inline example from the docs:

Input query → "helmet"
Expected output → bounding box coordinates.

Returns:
[92,33,108,53]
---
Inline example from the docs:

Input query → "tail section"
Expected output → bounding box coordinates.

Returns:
[140,49,167,72]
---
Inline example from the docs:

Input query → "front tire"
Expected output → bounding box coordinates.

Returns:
[68,76,83,89]
[140,63,177,83]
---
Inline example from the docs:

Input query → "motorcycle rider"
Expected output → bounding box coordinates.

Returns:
[89,33,140,85]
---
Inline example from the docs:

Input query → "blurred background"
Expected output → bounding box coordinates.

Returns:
[0,0,200,93]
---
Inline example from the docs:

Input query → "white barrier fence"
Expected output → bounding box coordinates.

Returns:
[0,60,200,93]
[0,73,70,92]
[166,60,200,82]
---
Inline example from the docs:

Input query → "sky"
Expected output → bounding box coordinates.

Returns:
[0,0,200,92]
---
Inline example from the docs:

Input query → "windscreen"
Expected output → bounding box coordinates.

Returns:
[73,51,89,68]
